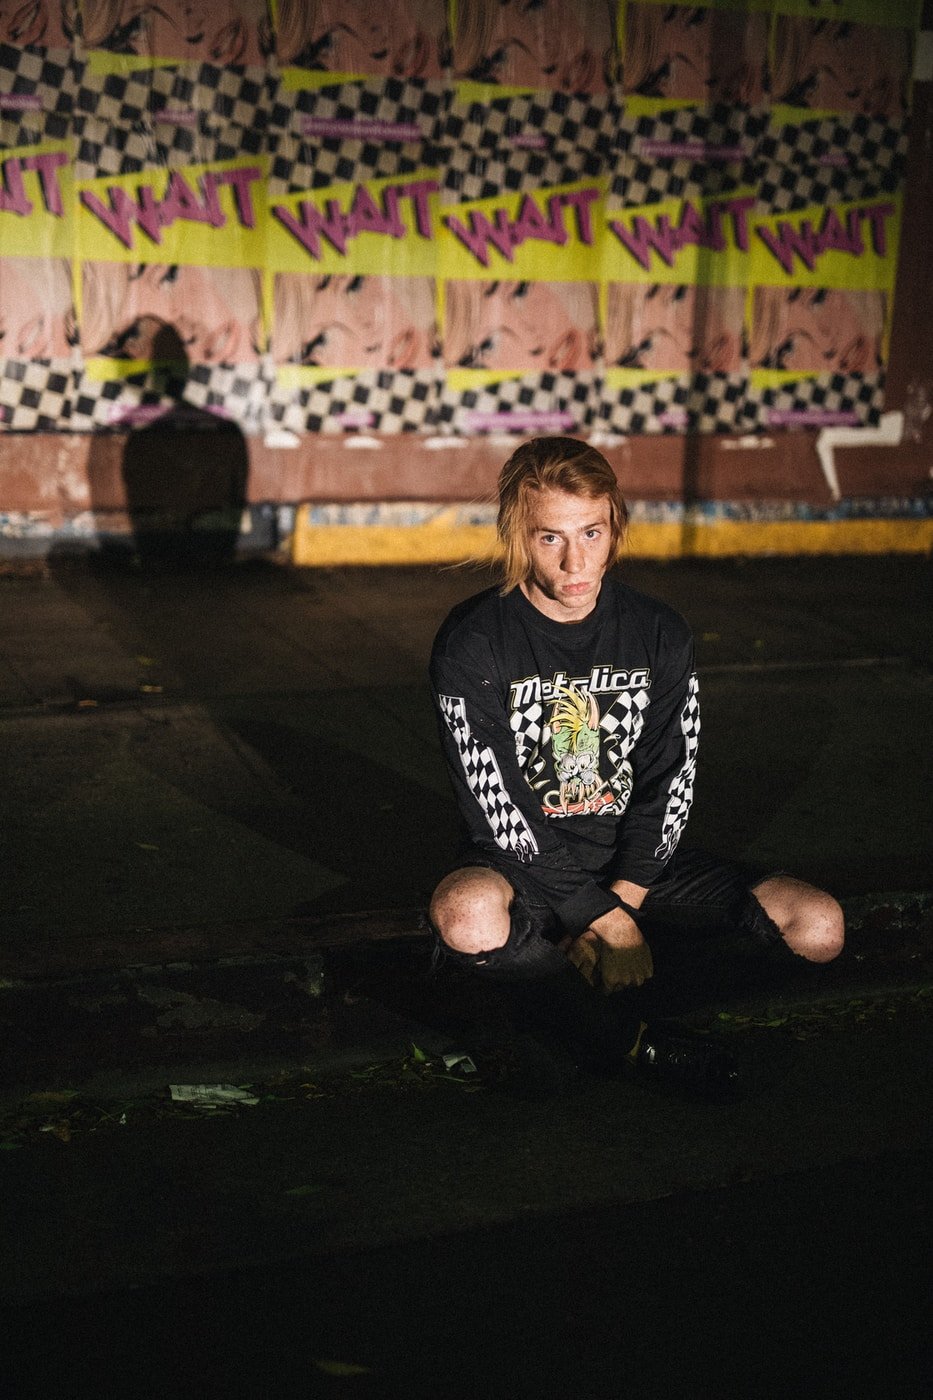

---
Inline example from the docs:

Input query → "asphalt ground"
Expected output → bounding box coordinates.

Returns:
[1,552,929,946]
[1,1010,931,1396]
[0,552,931,1392]
[0,551,929,1097]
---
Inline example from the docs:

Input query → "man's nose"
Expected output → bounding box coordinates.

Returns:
[563,539,585,573]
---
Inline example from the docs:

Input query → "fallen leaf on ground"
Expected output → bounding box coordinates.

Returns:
[313,1360,373,1377]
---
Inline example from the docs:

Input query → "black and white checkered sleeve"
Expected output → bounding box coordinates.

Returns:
[654,674,700,863]
[438,693,539,861]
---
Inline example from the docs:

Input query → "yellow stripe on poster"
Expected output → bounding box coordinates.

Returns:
[268,171,440,278]
[76,159,267,267]
[438,181,605,283]
[0,142,73,259]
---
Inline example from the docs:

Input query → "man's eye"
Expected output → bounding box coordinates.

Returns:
[585,529,602,539]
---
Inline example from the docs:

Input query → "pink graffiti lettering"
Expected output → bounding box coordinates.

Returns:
[443,188,599,268]
[271,179,438,260]
[0,151,69,218]
[79,166,262,250]
[608,196,754,272]
[755,202,895,275]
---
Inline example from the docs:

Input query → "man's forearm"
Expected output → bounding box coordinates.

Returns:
[587,879,649,943]
[609,878,649,914]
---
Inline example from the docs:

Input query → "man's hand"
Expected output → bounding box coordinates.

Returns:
[565,904,654,993]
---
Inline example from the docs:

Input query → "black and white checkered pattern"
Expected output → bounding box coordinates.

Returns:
[178,362,271,434]
[0,42,76,143]
[440,693,539,859]
[611,104,764,207]
[439,92,616,200]
[597,373,750,435]
[0,358,74,431]
[508,686,552,792]
[70,60,268,179]
[0,40,75,127]
[73,61,153,128]
[151,64,270,134]
[747,373,886,431]
[756,114,908,213]
[68,362,271,433]
[266,78,445,189]
[655,674,699,862]
[266,368,440,435]
[433,371,597,436]
[267,128,434,196]
[73,113,264,180]
[599,688,651,814]
[74,57,269,129]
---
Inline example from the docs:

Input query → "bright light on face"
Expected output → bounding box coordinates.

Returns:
[521,486,614,623]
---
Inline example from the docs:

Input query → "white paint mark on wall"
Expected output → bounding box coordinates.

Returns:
[720,437,776,450]
[815,411,905,501]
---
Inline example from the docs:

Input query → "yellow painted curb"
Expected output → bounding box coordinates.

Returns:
[624,518,933,559]
[292,509,500,566]
[292,508,933,566]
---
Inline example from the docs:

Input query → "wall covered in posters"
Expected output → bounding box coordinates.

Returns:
[0,0,922,438]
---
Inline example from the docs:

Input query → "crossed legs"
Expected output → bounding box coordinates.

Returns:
[430,867,845,966]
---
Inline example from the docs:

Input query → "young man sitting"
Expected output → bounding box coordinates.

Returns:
[428,436,844,1097]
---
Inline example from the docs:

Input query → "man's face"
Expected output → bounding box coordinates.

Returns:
[521,486,614,623]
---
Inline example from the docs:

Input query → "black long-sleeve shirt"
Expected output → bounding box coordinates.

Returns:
[430,575,699,938]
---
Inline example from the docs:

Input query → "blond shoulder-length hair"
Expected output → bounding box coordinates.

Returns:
[496,436,628,594]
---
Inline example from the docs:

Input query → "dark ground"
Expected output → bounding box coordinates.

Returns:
[1,553,929,958]
[0,552,930,1397]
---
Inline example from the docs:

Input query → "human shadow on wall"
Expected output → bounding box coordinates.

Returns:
[101,324,248,570]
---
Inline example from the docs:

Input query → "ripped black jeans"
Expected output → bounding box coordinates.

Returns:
[431,847,782,984]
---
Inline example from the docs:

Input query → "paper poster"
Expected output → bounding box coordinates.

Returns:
[68,155,266,434]
[268,169,438,373]
[436,180,602,431]
[265,168,440,430]
[0,1,924,436]
[271,0,448,85]
[770,0,919,120]
[620,0,770,110]
[78,0,270,68]
[0,142,73,360]
[450,0,617,97]
[748,193,900,426]
[599,186,752,431]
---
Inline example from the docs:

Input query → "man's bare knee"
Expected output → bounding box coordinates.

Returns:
[753,876,845,964]
[430,868,515,955]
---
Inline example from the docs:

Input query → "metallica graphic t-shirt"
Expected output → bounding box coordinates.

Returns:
[430,575,699,937]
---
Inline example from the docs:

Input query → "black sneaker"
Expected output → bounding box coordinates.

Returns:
[635,1025,741,1101]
